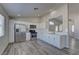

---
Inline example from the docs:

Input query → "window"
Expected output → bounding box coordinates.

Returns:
[49,21,54,25]
[55,26,58,32]
[0,14,5,37]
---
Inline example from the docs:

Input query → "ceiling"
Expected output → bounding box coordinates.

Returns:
[0,3,64,18]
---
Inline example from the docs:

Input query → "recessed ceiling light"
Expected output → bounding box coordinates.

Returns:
[17,14,21,16]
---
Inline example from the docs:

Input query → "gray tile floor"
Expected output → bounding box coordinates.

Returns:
[3,40,67,55]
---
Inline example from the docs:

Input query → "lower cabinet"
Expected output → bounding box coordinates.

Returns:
[53,35,64,49]
[38,33,66,49]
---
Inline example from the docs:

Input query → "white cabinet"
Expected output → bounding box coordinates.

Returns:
[38,31,67,49]
[53,35,64,49]
[26,32,30,40]
[47,34,55,45]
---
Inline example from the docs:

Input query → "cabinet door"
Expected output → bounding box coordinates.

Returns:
[50,35,55,45]
[43,34,49,43]
[53,35,61,48]
[60,35,66,48]
[46,35,54,45]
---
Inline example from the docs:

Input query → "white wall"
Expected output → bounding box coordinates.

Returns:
[38,4,69,48]
[0,6,9,54]
[9,18,40,43]
[14,18,41,23]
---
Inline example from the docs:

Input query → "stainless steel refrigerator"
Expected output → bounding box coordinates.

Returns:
[14,24,26,43]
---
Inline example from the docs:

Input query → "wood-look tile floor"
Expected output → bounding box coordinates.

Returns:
[3,40,67,55]
[63,37,79,55]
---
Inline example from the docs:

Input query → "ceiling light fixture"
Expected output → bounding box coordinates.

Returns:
[34,8,40,17]
[17,14,21,16]
[34,8,38,10]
